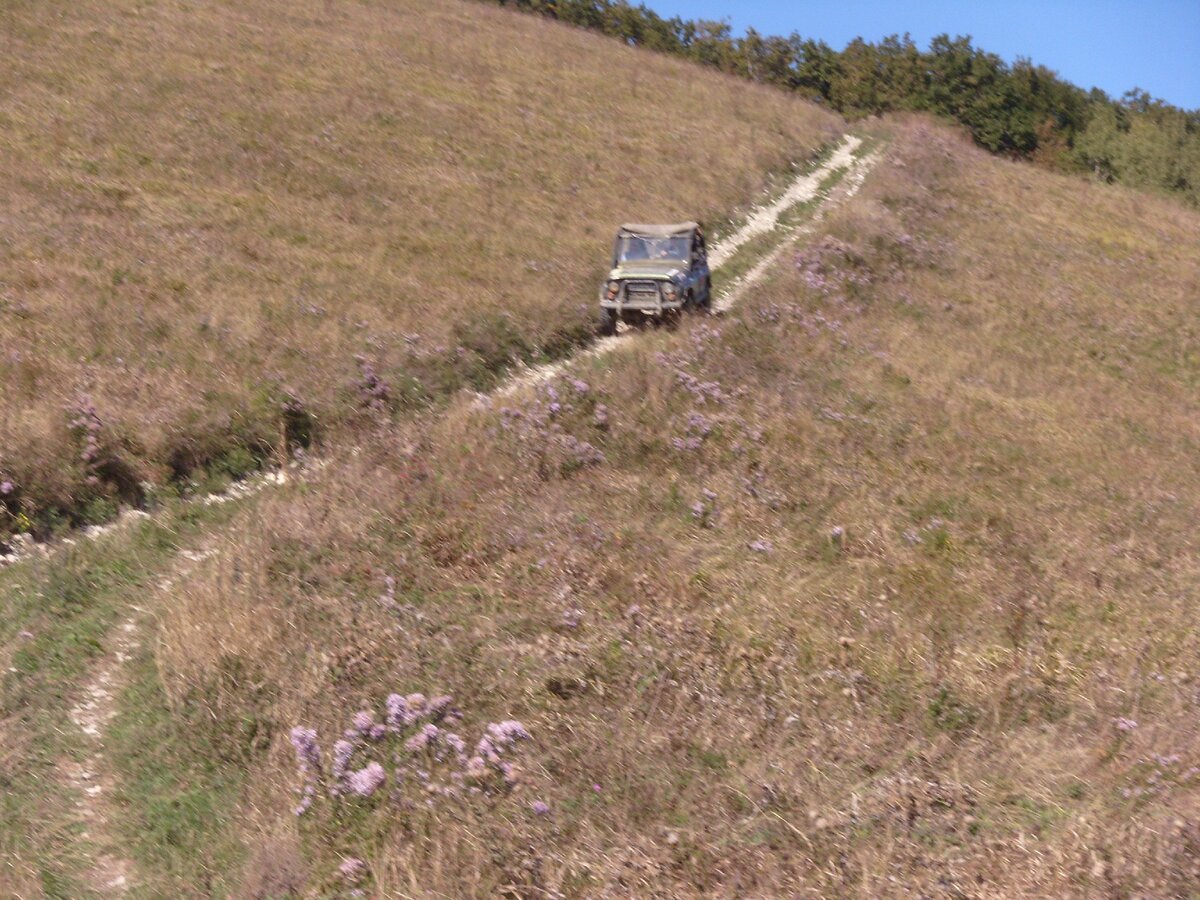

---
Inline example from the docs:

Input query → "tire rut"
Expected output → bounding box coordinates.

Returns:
[64,548,220,894]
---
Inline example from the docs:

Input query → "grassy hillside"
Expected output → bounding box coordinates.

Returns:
[133,118,1200,895]
[0,0,838,539]
[487,0,1200,210]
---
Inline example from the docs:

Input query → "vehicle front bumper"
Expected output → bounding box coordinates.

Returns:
[600,297,684,314]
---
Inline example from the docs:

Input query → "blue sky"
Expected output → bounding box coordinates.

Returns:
[643,1,1200,109]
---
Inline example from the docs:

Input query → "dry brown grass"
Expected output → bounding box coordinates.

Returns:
[0,0,839,534]
[147,115,1200,896]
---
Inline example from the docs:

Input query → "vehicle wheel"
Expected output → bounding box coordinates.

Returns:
[598,308,617,337]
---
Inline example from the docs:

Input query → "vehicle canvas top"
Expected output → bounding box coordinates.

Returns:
[617,222,700,238]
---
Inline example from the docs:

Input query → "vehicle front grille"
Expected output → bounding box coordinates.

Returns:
[623,281,660,302]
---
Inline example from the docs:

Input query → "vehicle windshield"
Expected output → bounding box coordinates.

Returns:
[616,235,690,263]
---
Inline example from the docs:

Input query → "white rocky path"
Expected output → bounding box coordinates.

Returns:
[489,134,878,399]
[64,547,218,895]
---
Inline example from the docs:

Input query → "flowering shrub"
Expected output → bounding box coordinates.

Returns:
[289,692,532,816]
[0,473,16,538]
[691,489,718,528]
[796,236,873,296]
[68,394,106,487]
[62,393,146,521]
[353,355,392,412]
[1120,751,1200,802]
[289,692,535,887]
[649,324,737,457]
[338,856,366,885]
[795,223,949,305]
[497,377,607,477]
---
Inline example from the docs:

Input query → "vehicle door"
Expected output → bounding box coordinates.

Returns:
[690,230,710,301]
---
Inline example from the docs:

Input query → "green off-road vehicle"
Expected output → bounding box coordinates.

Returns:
[598,222,712,335]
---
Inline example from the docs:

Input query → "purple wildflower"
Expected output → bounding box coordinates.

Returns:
[379,576,397,609]
[289,692,532,814]
[406,693,428,717]
[339,857,366,883]
[0,481,12,495]
[68,395,106,482]
[385,693,409,729]
[289,727,321,771]
[1114,717,1139,732]
[487,720,531,745]
[354,355,391,411]
[562,608,583,629]
[331,739,355,793]
[558,434,605,467]
[294,782,316,816]
[530,800,551,816]
[289,727,322,815]
[749,539,773,554]
[466,755,488,780]
[346,762,386,798]
[444,732,468,763]
[405,723,440,752]
[687,412,714,435]
[476,736,498,765]
[464,720,531,784]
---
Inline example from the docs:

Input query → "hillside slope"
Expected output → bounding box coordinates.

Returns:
[0,0,838,538]
[136,118,1200,895]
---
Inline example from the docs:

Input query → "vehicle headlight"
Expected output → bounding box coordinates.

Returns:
[661,282,678,299]
[606,280,620,297]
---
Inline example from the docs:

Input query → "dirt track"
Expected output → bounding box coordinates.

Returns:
[490,134,877,400]
[16,133,881,893]
[1,135,878,571]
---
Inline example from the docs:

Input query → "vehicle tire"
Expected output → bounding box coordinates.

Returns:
[598,308,617,337]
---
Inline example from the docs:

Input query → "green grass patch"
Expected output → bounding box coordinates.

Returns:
[0,496,246,894]
[106,646,247,897]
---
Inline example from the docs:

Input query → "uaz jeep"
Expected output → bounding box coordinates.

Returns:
[599,222,711,335]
